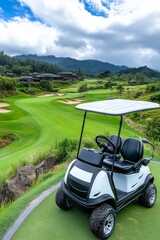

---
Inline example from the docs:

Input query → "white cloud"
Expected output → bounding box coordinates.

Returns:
[0,17,59,55]
[0,0,160,69]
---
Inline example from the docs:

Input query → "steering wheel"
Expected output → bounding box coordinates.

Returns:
[95,135,116,153]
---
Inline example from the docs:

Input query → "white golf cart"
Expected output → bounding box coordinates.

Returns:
[55,99,160,239]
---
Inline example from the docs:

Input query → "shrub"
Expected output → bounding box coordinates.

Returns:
[134,90,143,99]
[78,84,88,92]
[55,138,78,164]
[82,136,96,149]
[150,92,160,102]
[145,117,160,141]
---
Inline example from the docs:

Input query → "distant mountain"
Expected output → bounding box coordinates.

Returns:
[15,54,128,75]
[119,66,160,78]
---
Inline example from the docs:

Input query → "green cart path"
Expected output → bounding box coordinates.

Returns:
[12,164,160,240]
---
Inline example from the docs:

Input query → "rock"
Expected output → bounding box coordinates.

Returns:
[15,164,37,187]
[35,156,56,175]
[1,164,37,203]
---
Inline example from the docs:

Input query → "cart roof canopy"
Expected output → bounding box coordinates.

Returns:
[76,99,160,116]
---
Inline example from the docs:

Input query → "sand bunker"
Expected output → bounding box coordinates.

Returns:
[58,98,84,104]
[0,108,11,113]
[37,93,64,98]
[0,102,10,107]
[0,102,11,113]
[37,94,56,98]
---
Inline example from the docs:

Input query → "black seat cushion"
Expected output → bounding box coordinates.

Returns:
[103,158,135,174]
[103,138,144,174]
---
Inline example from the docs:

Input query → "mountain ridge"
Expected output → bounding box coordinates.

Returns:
[15,54,160,78]
[15,54,128,75]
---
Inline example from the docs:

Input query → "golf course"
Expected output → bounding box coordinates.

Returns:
[0,82,160,240]
[0,88,144,173]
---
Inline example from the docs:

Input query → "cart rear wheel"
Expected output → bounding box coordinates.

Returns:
[90,204,116,239]
[138,183,157,208]
[55,186,72,210]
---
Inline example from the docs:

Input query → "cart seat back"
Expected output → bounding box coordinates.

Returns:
[121,138,144,163]
[109,135,123,154]
[103,138,144,174]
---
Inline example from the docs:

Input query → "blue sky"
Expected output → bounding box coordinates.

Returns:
[0,0,38,21]
[0,0,160,70]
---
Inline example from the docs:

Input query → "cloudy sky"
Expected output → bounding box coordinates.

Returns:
[0,0,160,70]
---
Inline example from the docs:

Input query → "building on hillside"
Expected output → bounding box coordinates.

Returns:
[19,76,33,82]
[6,73,15,77]
[35,73,63,81]
[58,71,77,80]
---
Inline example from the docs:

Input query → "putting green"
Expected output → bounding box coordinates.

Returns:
[12,163,160,240]
[0,93,141,173]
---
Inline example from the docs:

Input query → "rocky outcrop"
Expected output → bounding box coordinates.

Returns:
[0,156,56,205]
[35,156,56,175]
[1,164,37,204]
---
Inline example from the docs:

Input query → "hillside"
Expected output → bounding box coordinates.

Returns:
[15,54,128,75]
[119,66,160,78]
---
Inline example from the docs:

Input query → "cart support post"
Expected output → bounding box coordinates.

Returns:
[111,115,123,198]
[77,111,87,158]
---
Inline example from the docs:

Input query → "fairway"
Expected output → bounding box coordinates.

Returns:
[12,163,160,240]
[0,93,142,173]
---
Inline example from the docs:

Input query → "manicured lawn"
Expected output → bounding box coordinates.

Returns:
[12,163,160,240]
[0,92,142,173]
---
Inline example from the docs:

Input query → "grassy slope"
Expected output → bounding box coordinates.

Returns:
[0,90,142,173]
[12,163,160,240]
[0,166,66,239]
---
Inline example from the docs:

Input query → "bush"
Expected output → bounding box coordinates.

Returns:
[134,90,143,99]
[55,138,78,164]
[145,117,160,141]
[78,84,88,92]
[150,92,160,102]
[145,84,160,93]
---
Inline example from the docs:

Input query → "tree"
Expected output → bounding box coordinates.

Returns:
[145,117,160,141]
[116,84,124,96]
[78,84,88,92]
[39,80,53,91]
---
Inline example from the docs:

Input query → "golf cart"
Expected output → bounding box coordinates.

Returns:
[55,99,160,239]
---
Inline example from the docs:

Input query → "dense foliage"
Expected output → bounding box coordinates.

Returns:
[0,51,61,76]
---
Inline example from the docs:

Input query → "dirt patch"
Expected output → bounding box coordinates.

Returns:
[57,98,84,104]
[0,134,18,148]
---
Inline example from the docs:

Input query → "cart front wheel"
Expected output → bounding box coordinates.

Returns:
[55,186,72,210]
[90,204,116,239]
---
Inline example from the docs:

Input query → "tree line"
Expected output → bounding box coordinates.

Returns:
[0,51,62,76]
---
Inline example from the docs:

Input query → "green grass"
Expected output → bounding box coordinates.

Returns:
[0,91,144,174]
[0,165,67,239]
[12,163,160,240]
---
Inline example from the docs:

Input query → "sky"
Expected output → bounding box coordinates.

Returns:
[0,0,160,70]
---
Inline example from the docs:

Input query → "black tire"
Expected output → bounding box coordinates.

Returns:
[138,183,157,208]
[55,186,72,210]
[90,204,116,239]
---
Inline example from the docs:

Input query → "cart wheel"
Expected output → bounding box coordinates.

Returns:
[90,204,116,239]
[55,186,72,210]
[138,183,157,208]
